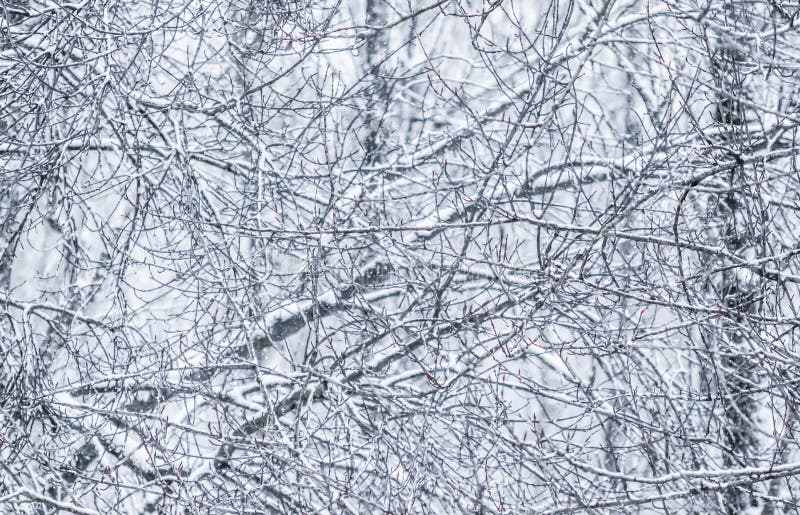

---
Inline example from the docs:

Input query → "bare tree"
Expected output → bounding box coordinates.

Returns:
[3,0,800,513]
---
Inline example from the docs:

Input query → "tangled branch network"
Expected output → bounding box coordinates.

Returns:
[2,0,800,513]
